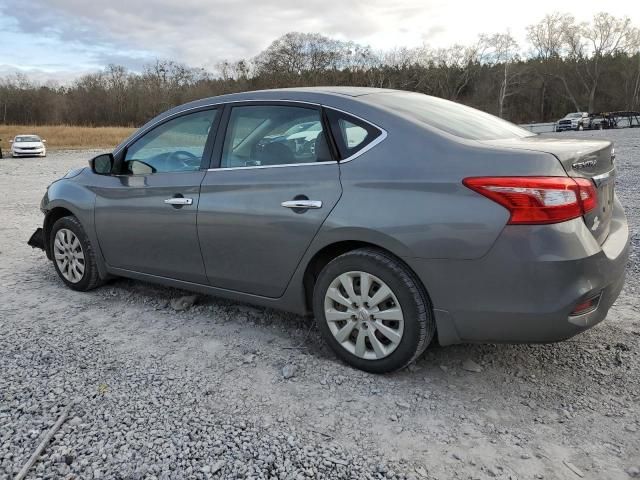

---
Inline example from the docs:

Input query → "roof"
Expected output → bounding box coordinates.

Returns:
[254,86,396,97]
[156,87,402,123]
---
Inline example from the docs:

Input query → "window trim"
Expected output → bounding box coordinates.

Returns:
[114,106,221,175]
[112,99,388,172]
[208,101,336,170]
[323,107,386,162]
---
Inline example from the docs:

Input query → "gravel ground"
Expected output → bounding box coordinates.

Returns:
[1,129,639,480]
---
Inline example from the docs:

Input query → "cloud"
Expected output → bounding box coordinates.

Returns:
[2,0,443,69]
[1,0,638,81]
[0,64,89,84]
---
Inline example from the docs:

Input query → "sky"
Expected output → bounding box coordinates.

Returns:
[1,0,639,83]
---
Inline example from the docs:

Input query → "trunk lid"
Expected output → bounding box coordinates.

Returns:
[481,136,615,244]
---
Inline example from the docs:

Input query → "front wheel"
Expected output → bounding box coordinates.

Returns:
[50,216,103,291]
[313,248,435,373]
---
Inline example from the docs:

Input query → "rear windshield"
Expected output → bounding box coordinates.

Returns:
[371,92,535,141]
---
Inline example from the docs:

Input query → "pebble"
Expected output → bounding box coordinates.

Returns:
[462,359,483,373]
[211,460,225,474]
[281,364,297,379]
[170,295,198,311]
[563,460,585,478]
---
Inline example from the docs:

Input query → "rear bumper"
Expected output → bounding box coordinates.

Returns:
[406,197,630,345]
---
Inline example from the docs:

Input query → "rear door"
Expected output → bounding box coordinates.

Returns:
[197,102,341,297]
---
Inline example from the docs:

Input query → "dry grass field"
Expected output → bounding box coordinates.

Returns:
[0,125,136,151]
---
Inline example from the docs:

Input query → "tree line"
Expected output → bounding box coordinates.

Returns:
[1,11,639,127]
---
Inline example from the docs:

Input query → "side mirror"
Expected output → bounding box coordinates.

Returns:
[42,139,47,143]
[89,153,114,175]
[9,139,13,143]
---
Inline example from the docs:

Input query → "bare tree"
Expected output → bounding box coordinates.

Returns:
[481,32,521,117]
[431,42,485,101]
[3,19,640,127]
[254,32,347,80]
[527,12,581,114]
[565,12,637,112]
[625,28,640,110]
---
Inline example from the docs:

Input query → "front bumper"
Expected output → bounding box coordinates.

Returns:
[28,228,45,250]
[12,150,45,157]
[406,197,630,345]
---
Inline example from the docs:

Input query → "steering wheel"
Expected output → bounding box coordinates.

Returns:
[167,150,200,170]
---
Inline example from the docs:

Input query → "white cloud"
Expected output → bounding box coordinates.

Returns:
[2,0,639,78]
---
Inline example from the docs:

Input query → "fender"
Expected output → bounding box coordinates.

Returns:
[279,224,461,345]
[277,224,416,316]
[42,179,108,279]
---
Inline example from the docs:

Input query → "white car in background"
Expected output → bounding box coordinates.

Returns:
[11,135,47,157]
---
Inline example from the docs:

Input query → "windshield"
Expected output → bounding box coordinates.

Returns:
[16,136,41,142]
[565,113,582,118]
[370,91,535,141]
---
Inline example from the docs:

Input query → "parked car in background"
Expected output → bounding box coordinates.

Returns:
[11,135,47,157]
[28,88,629,373]
[556,112,589,132]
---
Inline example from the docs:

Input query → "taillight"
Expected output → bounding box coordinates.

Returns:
[463,176,597,225]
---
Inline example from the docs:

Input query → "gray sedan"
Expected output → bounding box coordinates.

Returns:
[29,87,629,373]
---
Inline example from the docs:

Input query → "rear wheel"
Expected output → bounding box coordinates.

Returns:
[313,248,435,373]
[50,216,103,291]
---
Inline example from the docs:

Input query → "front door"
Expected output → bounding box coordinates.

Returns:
[94,108,219,283]
[198,103,342,297]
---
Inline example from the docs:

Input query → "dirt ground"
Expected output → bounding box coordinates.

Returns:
[1,129,639,480]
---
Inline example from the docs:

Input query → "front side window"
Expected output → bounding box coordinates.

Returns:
[220,105,332,168]
[124,109,217,174]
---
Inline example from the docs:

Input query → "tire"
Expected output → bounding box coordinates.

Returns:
[312,248,435,373]
[50,215,104,291]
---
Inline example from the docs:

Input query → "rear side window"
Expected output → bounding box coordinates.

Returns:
[325,109,382,160]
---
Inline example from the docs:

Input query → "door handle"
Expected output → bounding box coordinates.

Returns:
[281,200,322,209]
[164,197,193,206]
